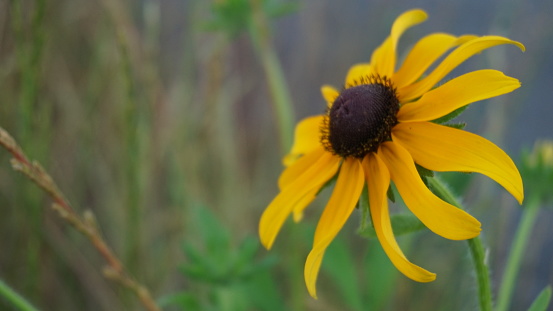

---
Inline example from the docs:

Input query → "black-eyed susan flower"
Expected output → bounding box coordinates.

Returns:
[259,9,524,298]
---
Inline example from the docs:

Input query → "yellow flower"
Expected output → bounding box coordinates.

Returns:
[259,9,525,298]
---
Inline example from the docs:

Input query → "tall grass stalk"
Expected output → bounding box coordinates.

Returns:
[0,279,39,311]
[0,126,161,311]
[248,1,302,309]
[116,25,146,276]
[11,0,47,300]
[496,195,541,311]
[249,0,294,153]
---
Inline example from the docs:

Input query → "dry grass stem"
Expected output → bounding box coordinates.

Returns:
[0,126,160,311]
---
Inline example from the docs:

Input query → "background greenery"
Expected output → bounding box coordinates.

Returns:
[0,0,551,310]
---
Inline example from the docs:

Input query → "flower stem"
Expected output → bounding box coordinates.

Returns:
[428,177,492,311]
[496,195,540,311]
[468,237,493,311]
[249,0,295,153]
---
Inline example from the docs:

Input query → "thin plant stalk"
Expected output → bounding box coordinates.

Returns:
[248,0,295,153]
[428,177,493,311]
[0,279,40,311]
[248,2,302,309]
[0,127,161,311]
[116,25,145,275]
[496,195,540,311]
[11,0,47,299]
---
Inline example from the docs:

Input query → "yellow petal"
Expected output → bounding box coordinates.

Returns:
[292,188,319,222]
[393,33,477,89]
[398,70,520,122]
[379,141,481,240]
[399,36,525,102]
[260,152,340,249]
[393,122,524,204]
[283,115,324,166]
[344,63,373,87]
[305,158,364,298]
[304,235,332,299]
[363,154,436,282]
[321,85,340,108]
[370,9,428,77]
[279,147,326,189]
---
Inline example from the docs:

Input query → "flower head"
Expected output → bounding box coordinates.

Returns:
[259,9,524,298]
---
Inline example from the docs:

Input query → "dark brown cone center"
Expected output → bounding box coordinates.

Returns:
[326,82,399,158]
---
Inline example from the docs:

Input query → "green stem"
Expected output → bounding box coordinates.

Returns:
[0,279,40,311]
[468,237,493,311]
[428,177,492,311]
[248,0,295,153]
[496,196,540,311]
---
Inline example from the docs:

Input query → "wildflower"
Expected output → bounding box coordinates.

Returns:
[259,9,524,298]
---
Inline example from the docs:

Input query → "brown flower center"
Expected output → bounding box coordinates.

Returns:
[322,76,399,158]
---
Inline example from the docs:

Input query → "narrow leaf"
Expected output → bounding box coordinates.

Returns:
[528,286,552,311]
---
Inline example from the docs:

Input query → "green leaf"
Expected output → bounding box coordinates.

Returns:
[267,1,300,18]
[323,236,364,311]
[528,286,552,311]
[157,292,201,311]
[364,241,398,309]
[442,122,466,130]
[358,213,426,238]
[359,187,371,231]
[386,185,396,203]
[432,105,468,124]
[195,206,231,258]
[415,164,434,178]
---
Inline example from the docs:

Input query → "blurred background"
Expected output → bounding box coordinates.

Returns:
[0,0,552,310]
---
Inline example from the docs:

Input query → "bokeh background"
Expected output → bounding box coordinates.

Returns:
[0,0,552,310]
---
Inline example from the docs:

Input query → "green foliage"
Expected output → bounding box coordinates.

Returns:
[358,213,427,239]
[323,237,364,311]
[432,105,468,125]
[204,0,299,38]
[520,141,553,206]
[159,207,282,311]
[0,279,39,311]
[431,105,468,130]
[528,286,552,311]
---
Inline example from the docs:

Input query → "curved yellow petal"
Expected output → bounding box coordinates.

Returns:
[345,63,373,87]
[304,234,332,299]
[283,115,324,166]
[379,141,481,240]
[399,36,525,102]
[363,154,436,282]
[279,147,326,189]
[370,9,428,78]
[393,33,477,89]
[292,188,319,222]
[393,122,524,203]
[398,70,520,122]
[260,152,341,249]
[321,85,340,108]
[305,158,364,298]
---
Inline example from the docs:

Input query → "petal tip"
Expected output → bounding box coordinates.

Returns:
[517,193,524,205]
[407,8,428,20]
[421,272,437,283]
[259,222,275,250]
[515,41,526,52]
[259,235,273,250]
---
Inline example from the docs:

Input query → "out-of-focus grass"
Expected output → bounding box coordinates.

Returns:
[0,0,551,310]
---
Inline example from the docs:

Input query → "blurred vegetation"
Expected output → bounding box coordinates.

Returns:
[0,0,552,310]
